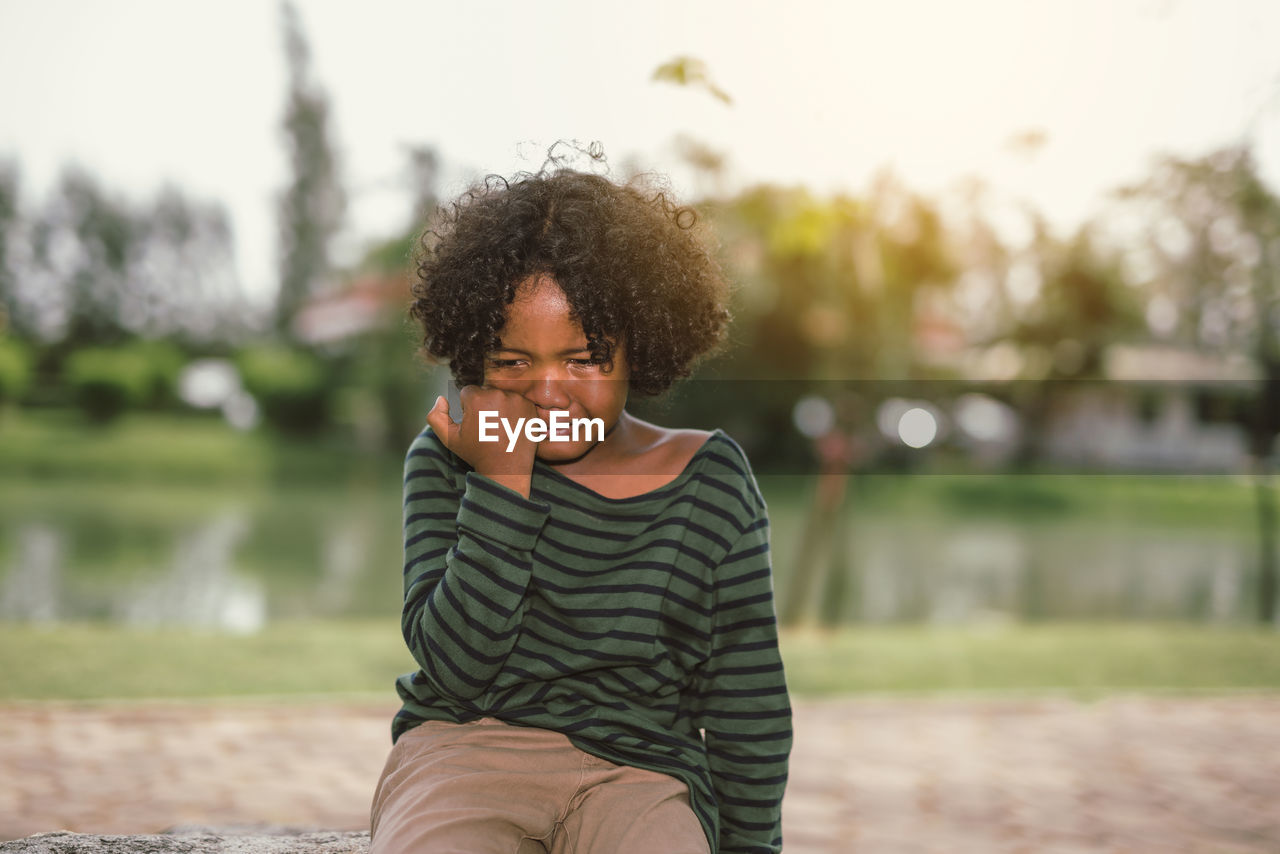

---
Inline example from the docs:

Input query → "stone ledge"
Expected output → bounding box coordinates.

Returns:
[0,831,370,853]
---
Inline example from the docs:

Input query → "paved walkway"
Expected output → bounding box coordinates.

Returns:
[1,696,1278,853]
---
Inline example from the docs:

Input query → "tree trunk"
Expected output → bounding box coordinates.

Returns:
[1255,458,1279,625]
[1251,360,1280,626]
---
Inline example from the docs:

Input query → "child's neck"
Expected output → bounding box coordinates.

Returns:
[539,413,712,501]
[542,409,643,476]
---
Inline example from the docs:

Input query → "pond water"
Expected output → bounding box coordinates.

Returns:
[772,512,1252,624]
[0,476,1259,631]
[0,481,406,633]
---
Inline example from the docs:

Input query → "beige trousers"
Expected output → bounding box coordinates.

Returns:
[369,717,711,854]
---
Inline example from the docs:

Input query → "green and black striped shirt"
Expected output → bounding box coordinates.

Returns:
[391,426,791,853]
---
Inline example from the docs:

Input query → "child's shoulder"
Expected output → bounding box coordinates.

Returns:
[661,426,717,465]
[687,427,753,476]
[629,422,720,475]
[654,424,765,515]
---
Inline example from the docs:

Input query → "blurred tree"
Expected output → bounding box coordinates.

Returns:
[716,175,957,384]
[18,169,243,353]
[133,186,246,346]
[707,179,958,624]
[652,57,732,203]
[405,144,440,229]
[864,173,957,378]
[1119,147,1278,364]
[0,336,31,406]
[236,343,331,436]
[674,134,728,200]
[343,144,441,453]
[0,159,18,337]
[338,263,424,453]
[947,177,1020,346]
[38,166,141,348]
[283,144,440,450]
[713,185,827,382]
[1027,224,1140,377]
[63,345,151,423]
[1119,144,1280,623]
[1003,216,1141,465]
[275,0,345,343]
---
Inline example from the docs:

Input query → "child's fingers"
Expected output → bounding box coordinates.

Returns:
[425,395,457,449]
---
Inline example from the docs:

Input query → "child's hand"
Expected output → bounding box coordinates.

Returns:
[426,387,538,498]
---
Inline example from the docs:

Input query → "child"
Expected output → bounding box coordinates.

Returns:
[369,166,791,854]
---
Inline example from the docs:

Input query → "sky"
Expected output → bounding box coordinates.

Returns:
[1,0,1278,304]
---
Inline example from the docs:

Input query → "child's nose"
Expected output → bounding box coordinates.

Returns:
[527,375,572,410]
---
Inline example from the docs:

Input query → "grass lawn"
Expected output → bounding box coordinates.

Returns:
[0,409,399,485]
[780,623,1280,698]
[3,621,1277,703]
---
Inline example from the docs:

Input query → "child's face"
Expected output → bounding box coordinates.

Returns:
[483,274,629,462]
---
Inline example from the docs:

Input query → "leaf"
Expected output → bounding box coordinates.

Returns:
[651,55,733,106]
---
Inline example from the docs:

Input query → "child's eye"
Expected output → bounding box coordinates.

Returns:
[487,358,524,369]
[570,357,614,371]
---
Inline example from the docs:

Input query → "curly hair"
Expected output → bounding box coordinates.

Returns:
[409,168,731,396]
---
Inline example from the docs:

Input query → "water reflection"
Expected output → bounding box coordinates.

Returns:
[0,525,63,622]
[116,511,265,634]
[0,481,406,630]
[805,518,1249,623]
[314,517,371,615]
[0,481,1256,627]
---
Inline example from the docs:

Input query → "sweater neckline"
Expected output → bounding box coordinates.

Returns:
[531,429,725,506]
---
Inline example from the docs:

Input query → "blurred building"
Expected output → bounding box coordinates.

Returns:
[291,272,411,346]
[1038,345,1256,473]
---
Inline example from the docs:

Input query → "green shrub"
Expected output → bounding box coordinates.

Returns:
[64,347,153,422]
[235,345,333,435]
[125,338,187,408]
[0,337,32,405]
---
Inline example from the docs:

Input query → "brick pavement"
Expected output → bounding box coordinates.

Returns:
[1,696,1278,853]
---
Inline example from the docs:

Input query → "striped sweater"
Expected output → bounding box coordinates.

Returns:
[391,426,791,854]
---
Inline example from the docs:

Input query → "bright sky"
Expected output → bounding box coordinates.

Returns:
[1,0,1278,304]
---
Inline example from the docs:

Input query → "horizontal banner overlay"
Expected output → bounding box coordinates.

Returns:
[442,379,1269,475]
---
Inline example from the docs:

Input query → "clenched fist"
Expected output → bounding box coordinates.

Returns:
[426,385,539,498]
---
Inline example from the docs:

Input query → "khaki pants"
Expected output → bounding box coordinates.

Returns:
[369,717,711,854]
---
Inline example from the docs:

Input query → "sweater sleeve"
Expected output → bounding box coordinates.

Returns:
[693,500,793,854]
[400,429,551,702]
